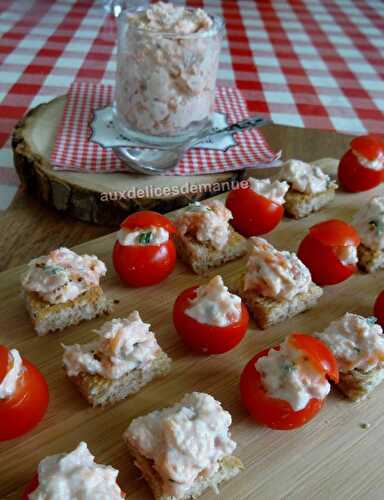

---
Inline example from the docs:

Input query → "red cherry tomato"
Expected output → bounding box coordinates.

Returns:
[226,184,284,237]
[113,240,176,287]
[240,334,338,430]
[338,150,382,193]
[173,286,249,354]
[338,135,384,193]
[113,211,177,287]
[298,219,360,286]
[374,290,384,328]
[22,473,39,499]
[0,346,49,441]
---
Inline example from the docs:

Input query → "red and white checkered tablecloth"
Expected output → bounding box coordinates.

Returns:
[1,0,383,210]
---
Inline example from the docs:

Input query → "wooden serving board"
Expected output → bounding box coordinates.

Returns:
[1,182,384,500]
[12,96,245,226]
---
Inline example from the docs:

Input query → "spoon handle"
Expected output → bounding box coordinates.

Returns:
[201,115,272,143]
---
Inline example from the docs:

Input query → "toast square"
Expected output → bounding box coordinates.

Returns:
[174,226,248,275]
[124,438,243,500]
[67,349,171,407]
[284,186,336,219]
[337,364,384,402]
[234,275,323,330]
[357,243,384,273]
[25,285,112,336]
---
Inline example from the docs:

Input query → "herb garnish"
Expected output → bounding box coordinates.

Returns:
[188,202,210,212]
[366,316,377,325]
[282,361,296,374]
[353,346,361,353]
[138,231,152,244]
[369,219,384,237]
[44,264,64,275]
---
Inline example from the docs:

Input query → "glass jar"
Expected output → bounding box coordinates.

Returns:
[114,7,224,147]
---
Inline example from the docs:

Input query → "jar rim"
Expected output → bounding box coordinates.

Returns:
[118,9,224,39]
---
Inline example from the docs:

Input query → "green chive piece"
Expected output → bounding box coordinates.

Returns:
[366,316,377,325]
[138,231,152,244]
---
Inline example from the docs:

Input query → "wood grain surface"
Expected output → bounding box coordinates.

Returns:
[1,178,383,500]
[0,123,352,273]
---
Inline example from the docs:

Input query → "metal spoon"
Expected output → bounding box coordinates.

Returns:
[112,115,272,175]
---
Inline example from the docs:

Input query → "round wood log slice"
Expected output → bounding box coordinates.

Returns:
[12,95,245,226]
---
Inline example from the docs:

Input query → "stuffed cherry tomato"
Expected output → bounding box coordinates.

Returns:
[226,178,289,237]
[374,290,384,328]
[173,275,249,354]
[338,134,384,192]
[298,219,360,286]
[113,210,177,287]
[240,333,338,430]
[0,346,49,441]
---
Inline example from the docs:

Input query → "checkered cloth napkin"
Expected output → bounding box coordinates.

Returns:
[51,81,278,176]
